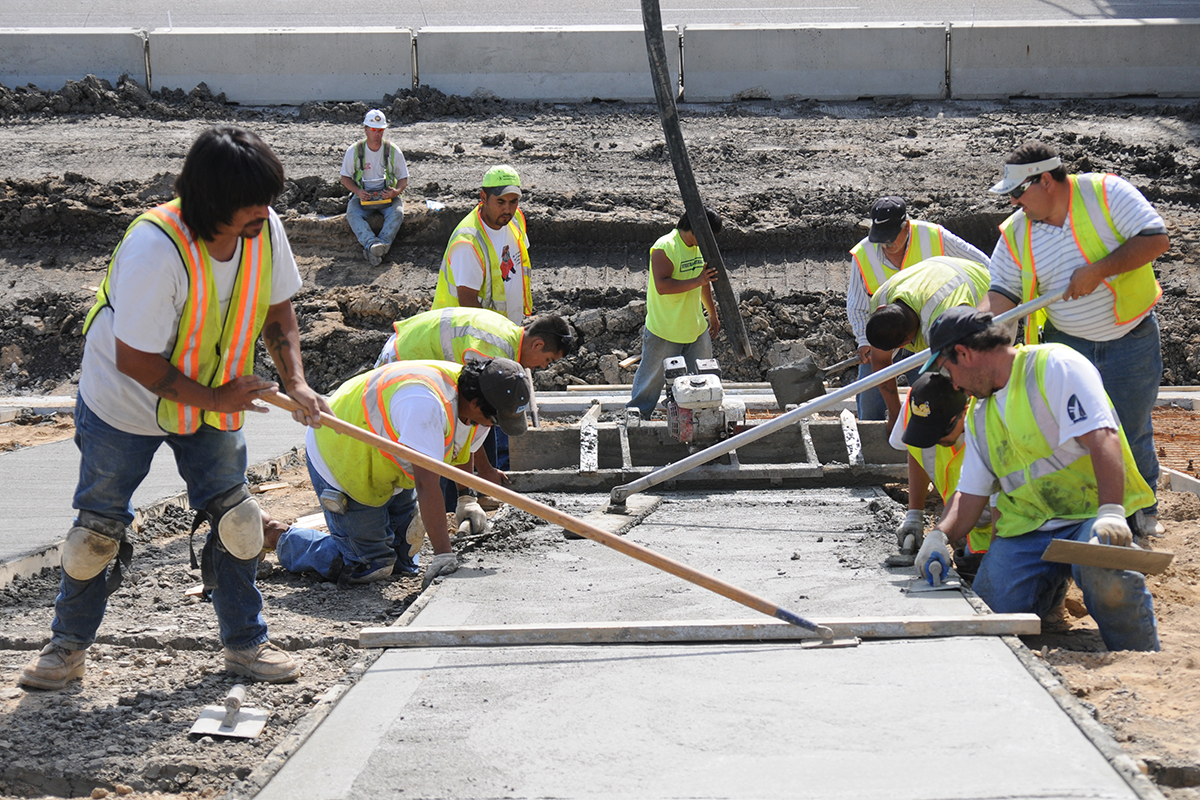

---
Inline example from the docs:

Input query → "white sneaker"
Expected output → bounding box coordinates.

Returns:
[369,241,388,257]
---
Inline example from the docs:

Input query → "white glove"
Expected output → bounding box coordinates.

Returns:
[455,495,488,536]
[915,529,952,586]
[421,551,459,590]
[403,513,425,560]
[895,509,924,552]
[1092,503,1132,547]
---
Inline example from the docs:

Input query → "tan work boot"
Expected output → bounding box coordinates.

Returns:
[18,643,87,690]
[223,642,301,683]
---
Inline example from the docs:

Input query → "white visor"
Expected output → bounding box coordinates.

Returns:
[988,156,1062,194]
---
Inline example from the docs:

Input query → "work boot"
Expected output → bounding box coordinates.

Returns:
[364,243,383,267]
[223,642,301,683]
[369,240,388,258]
[346,558,394,585]
[18,643,87,690]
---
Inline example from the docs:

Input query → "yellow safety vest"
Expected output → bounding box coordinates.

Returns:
[850,220,948,296]
[82,199,272,435]
[965,344,1153,537]
[432,204,532,319]
[871,256,991,353]
[352,139,402,188]
[312,361,483,507]
[384,307,523,366]
[645,229,710,344]
[999,173,1162,344]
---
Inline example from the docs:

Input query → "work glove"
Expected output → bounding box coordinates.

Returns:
[455,495,488,536]
[1091,503,1132,547]
[403,513,425,560]
[421,551,459,590]
[915,529,952,586]
[895,509,924,552]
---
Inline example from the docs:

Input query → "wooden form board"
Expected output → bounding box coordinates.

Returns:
[359,614,1040,648]
[1042,538,1174,575]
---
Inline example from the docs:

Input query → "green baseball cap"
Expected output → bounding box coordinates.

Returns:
[482,164,522,197]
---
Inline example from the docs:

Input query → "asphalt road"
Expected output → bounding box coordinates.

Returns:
[0,0,1194,28]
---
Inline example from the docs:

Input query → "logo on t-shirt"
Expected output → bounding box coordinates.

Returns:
[1066,394,1088,423]
[500,245,515,281]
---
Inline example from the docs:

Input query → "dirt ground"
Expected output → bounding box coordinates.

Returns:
[1,76,1199,798]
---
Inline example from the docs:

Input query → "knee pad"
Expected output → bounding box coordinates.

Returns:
[208,485,264,561]
[62,525,123,581]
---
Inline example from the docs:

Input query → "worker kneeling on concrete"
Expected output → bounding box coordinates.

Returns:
[889,373,993,580]
[272,358,531,588]
[918,307,1159,651]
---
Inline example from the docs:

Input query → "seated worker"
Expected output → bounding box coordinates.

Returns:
[916,307,1159,651]
[626,206,722,419]
[865,255,990,432]
[340,109,409,266]
[271,358,531,586]
[889,373,993,580]
[848,196,990,420]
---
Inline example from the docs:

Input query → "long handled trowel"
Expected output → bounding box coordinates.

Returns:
[190,684,268,739]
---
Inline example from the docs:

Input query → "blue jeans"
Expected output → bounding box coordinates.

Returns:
[346,196,404,250]
[275,456,418,578]
[855,361,921,421]
[626,327,713,418]
[1044,313,1160,514]
[52,397,267,651]
[973,518,1159,651]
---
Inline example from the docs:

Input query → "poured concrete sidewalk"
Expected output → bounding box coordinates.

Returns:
[256,488,1147,800]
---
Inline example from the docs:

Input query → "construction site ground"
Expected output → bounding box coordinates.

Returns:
[0,84,1199,798]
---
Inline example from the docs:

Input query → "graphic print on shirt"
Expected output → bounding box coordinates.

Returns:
[1067,394,1088,423]
[679,253,705,275]
[500,245,514,281]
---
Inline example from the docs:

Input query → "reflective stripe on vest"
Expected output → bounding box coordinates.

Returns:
[82,199,271,434]
[388,307,522,365]
[850,220,947,296]
[874,256,990,353]
[432,205,532,317]
[354,139,398,187]
[999,173,1161,344]
[966,344,1153,537]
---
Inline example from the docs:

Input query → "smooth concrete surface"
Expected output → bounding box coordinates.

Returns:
[147,28,414,103]
[949,19,1200,99]
[258,488,1140,800]
[682,23,948,102]
[416,25,680,103]
[0,28,146,90]
[0,405,306,567]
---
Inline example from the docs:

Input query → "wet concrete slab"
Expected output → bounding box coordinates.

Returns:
[257,488,1141,800]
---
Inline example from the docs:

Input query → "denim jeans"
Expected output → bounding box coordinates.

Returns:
[973,518,1159,651]
[52,397,268,651]
[855,361,921,422]
[275,456,418,578]
[346,196,404,250]
[626,327,713,418]
[1043,313,1161,514]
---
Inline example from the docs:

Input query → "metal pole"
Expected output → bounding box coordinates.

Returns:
[610,293,1063,505]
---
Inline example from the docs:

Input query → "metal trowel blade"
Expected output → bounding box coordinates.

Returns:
[189,704,268,739]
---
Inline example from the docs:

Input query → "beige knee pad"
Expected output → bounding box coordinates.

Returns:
[61,526,121,581]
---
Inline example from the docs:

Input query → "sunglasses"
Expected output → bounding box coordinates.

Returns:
[1008,176,1039,199]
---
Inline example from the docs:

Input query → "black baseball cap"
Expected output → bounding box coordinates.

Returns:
[479,357,531,436]
[868,196,907,244]
[902,373,968,449]
[920,306,995,374]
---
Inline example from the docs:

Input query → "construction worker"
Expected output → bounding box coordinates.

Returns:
[981,140,1170,536]
[889,373,993,579]
[431,164,530,325]
[917,307,1159,651]
[271,358,531,586]
[848,196,990,421]
[340,109,409,266]
[865,255,991,431]
[626,206,722,419]
[19,126,329,690]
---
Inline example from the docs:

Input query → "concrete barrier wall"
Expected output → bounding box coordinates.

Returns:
[949,19,1200,99]
[416,25,680,103]
[0,28,147,90]
[147,28,414,105]
[682,24,947,102]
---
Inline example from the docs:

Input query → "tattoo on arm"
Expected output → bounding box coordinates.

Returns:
[148,368,180,398]
[262,321,295,382]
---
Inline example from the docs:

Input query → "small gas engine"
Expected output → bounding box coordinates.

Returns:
[662,356,746,447]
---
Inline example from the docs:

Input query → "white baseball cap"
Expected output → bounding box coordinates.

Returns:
[989,156,1062,194]
[363,109,388,129]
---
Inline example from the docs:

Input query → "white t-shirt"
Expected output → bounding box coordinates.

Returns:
[339,140,409,192]
[957,347,1120,519]
[306,384,487,496]
[989,175,1165,342]
[79,208,303,437]
[448,222,525,324]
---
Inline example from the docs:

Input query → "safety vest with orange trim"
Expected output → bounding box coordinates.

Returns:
[432,204,532,319]
[999,173,1162,345]
[82,199,272,435]
[849,220,948,296]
